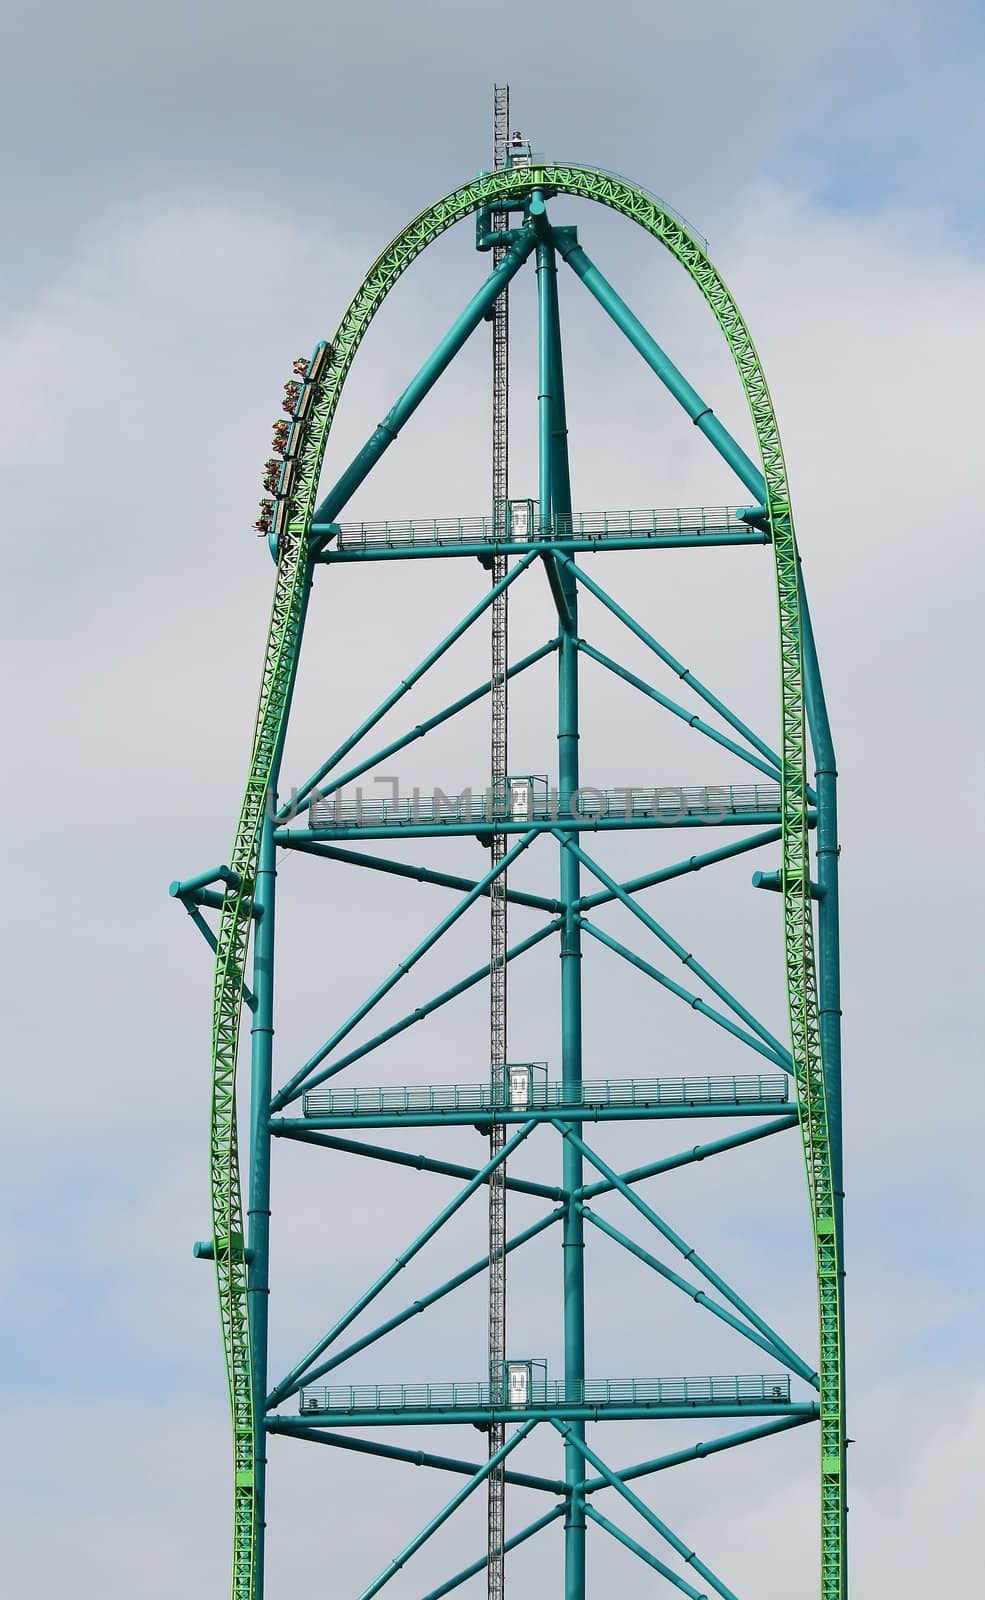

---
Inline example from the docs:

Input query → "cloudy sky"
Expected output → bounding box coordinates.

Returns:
[2,2,982,1596]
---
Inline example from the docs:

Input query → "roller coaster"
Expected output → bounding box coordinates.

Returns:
[172,98,846,1600]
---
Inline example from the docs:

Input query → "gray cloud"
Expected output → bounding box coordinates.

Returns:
[1,0,927,300]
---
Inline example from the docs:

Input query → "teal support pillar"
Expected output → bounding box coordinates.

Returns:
[799,572,847,1574]
[532,210,573,623]
[545,236,573,524]
[538,232,585,1600]
[799,578,842,1212]
[536,237,558,543]
[248,816,277,1594]
[553,229,767,506]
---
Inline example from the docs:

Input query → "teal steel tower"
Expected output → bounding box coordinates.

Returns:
[172,126,846,1600]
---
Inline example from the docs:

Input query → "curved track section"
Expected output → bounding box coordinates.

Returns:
[209,341,334,1600]
[209,163,843,1600]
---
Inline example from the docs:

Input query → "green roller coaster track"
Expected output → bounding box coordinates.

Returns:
[198,162,844,1599]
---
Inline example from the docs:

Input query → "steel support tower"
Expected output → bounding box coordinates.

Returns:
[486,81,511,1600]
[174,137,846,1600]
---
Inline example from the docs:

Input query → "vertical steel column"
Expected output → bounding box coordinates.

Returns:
[538,233,585,1600]
[546,247,573,529]
[800,578,847,1588]
[799,583,842,1219]
[553,233,767,505]
[248,816,276,1596]
[486,81,511,1600]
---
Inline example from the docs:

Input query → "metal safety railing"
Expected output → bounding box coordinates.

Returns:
[302,1074,789,1118]
[308,783,782,830]
[298,1373,792,1414]
[332,504,754,549]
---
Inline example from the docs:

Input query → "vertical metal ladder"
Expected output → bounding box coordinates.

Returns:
[487,77,510,1600]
